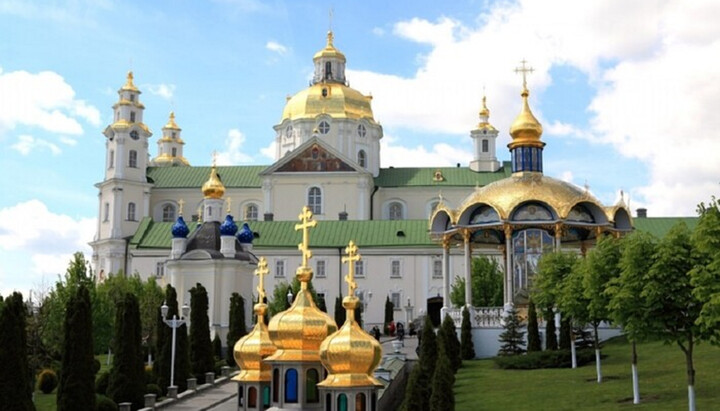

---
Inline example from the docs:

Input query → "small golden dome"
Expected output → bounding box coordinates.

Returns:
[266,267,338,363]
[508,87,544,149]
[233,303,277,382]
[476,95,497,131]
[164,111,181,130]
[479,95,490,117]
[202,164,225,199]
[317,296,383,388]
[120,71,140,92]
[281,83,375,123]
[313,31,346,62]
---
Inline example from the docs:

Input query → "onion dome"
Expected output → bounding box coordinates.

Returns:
[120,71,140,93]
[318,296,382,388]
[508,86,544,150]
[202,164,225,199]
[164,111,180,130]
[233,302,277,382]
[219,214,238,236]
[313,31,346,63]
[476,95,496,132]
[236,222,253,244]
[171,216,190,238]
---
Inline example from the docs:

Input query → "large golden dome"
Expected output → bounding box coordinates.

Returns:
[266,266,338,363]
[201,164,225,199]
[508,87,544,149]
[281,83,375,123]
[233,302,277,382]
[318,296,382,388]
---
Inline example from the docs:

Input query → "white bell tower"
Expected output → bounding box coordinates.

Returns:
[469,95,501,172]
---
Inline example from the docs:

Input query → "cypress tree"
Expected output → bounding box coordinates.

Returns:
[559,317,572,350]
[440,314,462,371]
[212,333,223,360]
[384,296,394,335]
[429,331,455,411]
[153,306,165,385]
[527,300,541,352]
[189,283,214,379]
[545,307,558,351]
[498,306,526,356]
[107,293,144,410]
[317,293,327,313]
[399,362,423,411]
[0,292,34,411]
[157,285,189,393]
[334,296,346,326]
[57,285,96,411]
[226,293,247,366]
[460,306,475,360]
[355,304,363,328]
[400,315,437,411]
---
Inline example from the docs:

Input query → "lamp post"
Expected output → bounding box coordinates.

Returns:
[161,301,190,396]
[287,288,294,305]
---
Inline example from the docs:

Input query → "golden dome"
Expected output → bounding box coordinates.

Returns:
[164,111,181,130]
[233,302,277,382]
[476,95,497,131]
[313,31,346,62]
[508,87,544,149]
[266,267,338,362]
[202,164,225,199]
[457,173,605,221]
[479,95,490,117]
[120,71,140,93]
[318,296,383,388]
[281,83,375,123]
[152,153,190,166]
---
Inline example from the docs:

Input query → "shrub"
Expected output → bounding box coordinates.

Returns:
[493,349,596,370]
[37,369,59,394]
[96,394,118,411]
[144,365,156,384]
[95,371,110,395]
[145,383,162,397]
[93,358,102,375]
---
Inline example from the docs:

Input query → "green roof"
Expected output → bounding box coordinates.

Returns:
[633,217,698,238]
[146,166,266,189]
[374,162,511,187]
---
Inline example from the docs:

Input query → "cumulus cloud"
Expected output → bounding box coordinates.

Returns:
[145,83,176,100]
[266,41,288,55]
[216,128,254,165]
[381,135,472,168]
[0,67,101,136]
[259,141,276,161]
[11,135,61,155]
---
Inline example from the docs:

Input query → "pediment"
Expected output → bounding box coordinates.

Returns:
[261,137,367,175]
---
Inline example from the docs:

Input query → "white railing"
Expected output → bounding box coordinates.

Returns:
[445,306,504,328]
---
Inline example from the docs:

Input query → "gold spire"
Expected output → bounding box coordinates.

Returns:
[318,241,383,388]
[313,30,346,62]
[233,257,277,382]
[509,60,544,149]
[479,95,489,118]
[120,71,140,92]
[201,154,225,199]
[164,111,180,130]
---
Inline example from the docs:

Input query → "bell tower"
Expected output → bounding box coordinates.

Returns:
[469,95,501,172]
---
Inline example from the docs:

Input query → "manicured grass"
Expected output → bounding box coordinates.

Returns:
[455,336,720,410]
[34,354,115,411]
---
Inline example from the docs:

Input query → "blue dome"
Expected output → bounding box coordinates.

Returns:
[236,222,254,244]
[219,214,238,236]
[171,216,190,238]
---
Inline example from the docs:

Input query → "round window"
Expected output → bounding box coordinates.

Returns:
[357,124,367,138]
[130,130,139,140]
[318,121,330,135]
[285,125,293,139]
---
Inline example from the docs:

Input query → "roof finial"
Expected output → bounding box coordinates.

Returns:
[329,7,334,33]
[255,257,269,302]
[342,241,361,297]
[212,150,218,167]
[178,199,185,216]
[226,197,232,214]
[295,206,318,270]
[514,59,534,94]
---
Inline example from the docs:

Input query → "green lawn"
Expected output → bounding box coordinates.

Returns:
[455,336,720,410]
[33,354,113,411]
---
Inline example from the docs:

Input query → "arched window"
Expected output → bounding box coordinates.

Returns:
[171,147,177,157]
[325,61,332,79]
[108,150,114,169]
[308,187,322,214]
[103,202,109,222]
[388,202,403,220]
[262,386,271,408]
[162,204,176,222]
[357,150,367,168]
[130,111,136,122]
[512,229,554,295]
[285,369,298,403]
[482,139,489,153]
[325,393,332,411]
[306,369,319,403]
[129,150,138,168]
[245,203,259,221]
[511,202,553,221]
[469,205,500,224]
[337,394,348,411]
[127,202,136,221]
[248,387,257,408]
[272,368,279,402]
[356,393,367,411]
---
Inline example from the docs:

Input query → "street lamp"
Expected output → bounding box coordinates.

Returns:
[161,301,190,397]
[287,288,294,305]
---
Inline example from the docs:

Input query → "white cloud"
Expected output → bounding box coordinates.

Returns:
[60,136,78,146]
[381,135,472,168]
[260,141,276,160]
[0,67,101,136]
[145,83,176,100]
[11,135,61,156]
[559,171,574,183]
[266,41,288,55]
[371,27,385,36]
[216,128,254,165]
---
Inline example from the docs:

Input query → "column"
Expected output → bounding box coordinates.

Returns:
[504,225,513,304]
[463,230,472,308]
[442,237,451,309]
[555,223,562,250]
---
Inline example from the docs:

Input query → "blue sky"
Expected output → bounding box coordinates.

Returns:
[1,0,719,296]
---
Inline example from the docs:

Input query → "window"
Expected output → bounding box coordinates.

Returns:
[245,203,259,221]
[285,125,293,139]
[306,369,319,403]
[162,204,176,222]
[337,394,348,411]
[103,202,109,222]
[318,120,330,134]
[356,393,367,411]
[357,124,367,137]
[390,292,401,311]
[171,147,177,157]
[354,260,364,278]
[482,139,489,153]
[324,61,332,79]
[427,200,440,218]
[155,262,164,278]
[432,258,443,279]
[285,369,298,403]
[272,369,279,402]
[108,150,114,169]
[129,150,138,168]
[129,94,135,102]
[248,387,257,408]
[127,202,136,221]
[357,150,366,168]
[316,260,326,278]
[130,111,136,122]
[389,202,403,220]
[130,130,139,140]
[275,260,286,278]
[390,260,401,278]
[308,187,322,214]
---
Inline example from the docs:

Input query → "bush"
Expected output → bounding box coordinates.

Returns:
[96,394,118,411]
[146,383,162,397]
[144,364,156,384]
[95,371,110,395]
[93,358,102,375]
[37,368,59,394]
[493,349,596,370]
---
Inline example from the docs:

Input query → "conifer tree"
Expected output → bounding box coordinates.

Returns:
[559,317,572,350]
[334,296,346,326]
[0,292,34,411]
[440,314,461,371]
[57,284,96,411]
[399,363,423,411]
[429,331,455,411]
[526,300,541,352]
[317,293,327,313]
[355,303,363,328]
[498,306,526,356]
[107,293,144,410]
[384,296,394,335]
[157,285,189,393]
[212,333,222,360]
[400,315,437,411]
[544,307,558,351]
[460,306,475,360]
[189,283,214,379]
[226,293,247,366]
[153,305,165,381]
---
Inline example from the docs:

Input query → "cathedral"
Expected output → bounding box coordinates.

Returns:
[90,30,686,358]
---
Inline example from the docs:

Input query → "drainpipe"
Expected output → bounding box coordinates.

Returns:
[369,186,380,220]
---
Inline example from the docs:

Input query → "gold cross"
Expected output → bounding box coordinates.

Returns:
[514,59,534,90]
[211,150,218,167]
[197,206,203,223]
[226,197,232,214]
[255,257,269,301]
[178,199,185,216]
[342,240,361,296]
[329,7,334,32]
[295,206,317,268]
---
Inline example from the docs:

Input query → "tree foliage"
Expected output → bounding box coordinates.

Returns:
[526,300,541,352]
[401,315,437,411]
[690,197,720,345]
[384,296,394,335]
[429,331,455,411]
[460,306,475,360]
[450,256,504,307]
[583,235,622,343]
[226,293,247,366]
[268,278,320,316]
[498,306,526,356]
[440,314,462,371]
[544,307,558,351]
[189,283,214,379]
[156,285,189,393]
[107,293,144,410]
[0,292,35,411]
[334,296,346,327]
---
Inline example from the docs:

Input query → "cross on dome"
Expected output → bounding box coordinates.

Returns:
[226,197,232,214]
[255,257,269,301]
[514,59,534,91]
[295,206,317,269]
[178,199,185,216]
[342,241,361,296]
